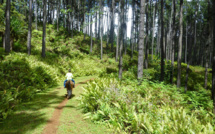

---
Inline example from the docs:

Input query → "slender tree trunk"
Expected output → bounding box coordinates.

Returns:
[130,0,135,59]
[212,0,215,114]
[5,0,10,53]
[77,0,80,31]
[151,2,156,60]
[35,0,38,30]
[185,24,188,64]
[185,25,193,92]
[167,0,174,61]
[156,20,160,56]
[98,1,100,40]
[119,0,125,79]
[177,0,183,88]
[90,14,93,53]
[106,12,110,50]
[116,12,120,62]
[144,0,148,69]
[95,10,97,38]
[192,1,199,65]
[70,0,73,37]
[42,0,47,58]
[110,0,115,52]
[160,0,165,81]
[100,0,103,59]
[137,0,146,80]
[170,0,176,84]
[205,0,211,89]
[27,0,33,55]
[89,1,93,53]
[47,0,50,23]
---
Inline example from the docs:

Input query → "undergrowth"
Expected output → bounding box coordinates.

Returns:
[0,24,107,119]
[79,77,215,133]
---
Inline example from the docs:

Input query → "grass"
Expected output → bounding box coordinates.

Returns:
[58,76,111,134]
[0,76,110,134]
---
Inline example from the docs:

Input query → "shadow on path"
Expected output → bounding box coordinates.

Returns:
[0,89,65,134]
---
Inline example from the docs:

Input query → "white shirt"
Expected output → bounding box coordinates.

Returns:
[66,73,73,80]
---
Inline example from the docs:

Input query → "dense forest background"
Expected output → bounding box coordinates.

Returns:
[1,0,215,133]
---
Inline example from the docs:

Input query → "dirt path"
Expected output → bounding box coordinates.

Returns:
[0,76,110,134]
[42,79,93,134]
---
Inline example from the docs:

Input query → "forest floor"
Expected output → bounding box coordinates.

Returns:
[0,76,111,134]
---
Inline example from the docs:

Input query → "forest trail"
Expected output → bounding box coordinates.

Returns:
[0,76,110,134]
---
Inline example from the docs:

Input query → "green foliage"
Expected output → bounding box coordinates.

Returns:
[79,78,215,133]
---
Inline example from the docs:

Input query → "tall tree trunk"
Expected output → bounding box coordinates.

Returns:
[52,2,54,25]
[116,12,120,62]
[170,0,176,84]
[119,0,125,79]
[167,0,174,61]
[39,3,41,22]
[95,8,97,38]
[144,0,148,69]
[35,0,38,30]
[70,0,73,38]
[77,0,80,31]
[130,0,135,59]
[160,0,165,81]
[27,0,33,55]
[42,0,47,58]
[185,24,188,64]
[137,0,146,80]
[100,0,103,59]
[98,1,100,40]
[5,0,10,53]
[2,33,5,49]
[212,0,215,114]
[106,12,110,50]
[151,1,156,60]
[192,0,199,65]
[110,0,115,52]
[185,24,193,92]
[47,0,50,23]
[206,1,212,89]
[177,0,183,88]
[90,14,93,53]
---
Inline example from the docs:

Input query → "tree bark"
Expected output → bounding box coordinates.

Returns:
[5,0,10,53]
[185,24,188,64]
[212,0,215,114]
[170,0,176,84]
[27,0,33,55]
[35,0,38,30]
[177,0,183,88]
[110,0,115,52]
[160,0,165,81]
[90,13,93,53]
[130,0,135,59]
[119,0,125,79]
[192,0,199,65]
[100,0,103,59]
[151,2,156,60]
[137,0,146,80]
[116,11,120,62]
[42,0,47,58]
[144,0,149,69]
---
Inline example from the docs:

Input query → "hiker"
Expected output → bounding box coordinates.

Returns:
[64,69,75,88]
